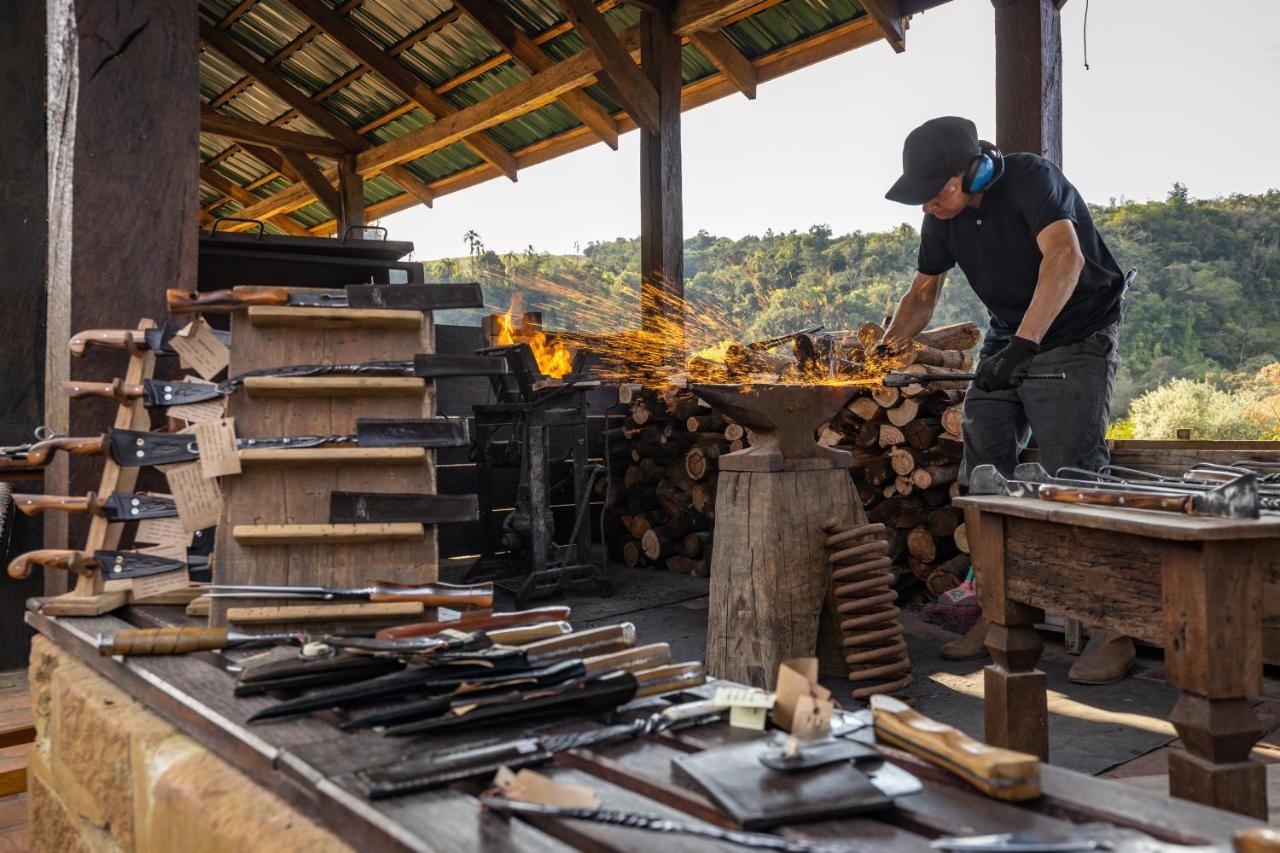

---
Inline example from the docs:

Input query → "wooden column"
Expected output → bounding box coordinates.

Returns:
[0,2,50,664]
[338,152,365,236]
[44,0,200,584]
[639,8,684,351]
[992,0,1063,166]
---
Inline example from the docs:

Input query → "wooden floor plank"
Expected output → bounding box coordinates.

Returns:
[0,747,27,798]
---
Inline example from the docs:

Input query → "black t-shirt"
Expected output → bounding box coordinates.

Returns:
[917,153,1124,350]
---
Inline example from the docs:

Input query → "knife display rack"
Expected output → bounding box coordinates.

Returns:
[44,320,156,615]
[210,292,442,627]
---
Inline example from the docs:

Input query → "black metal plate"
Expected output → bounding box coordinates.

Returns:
[412,354,508,379]
[355,418,470,448]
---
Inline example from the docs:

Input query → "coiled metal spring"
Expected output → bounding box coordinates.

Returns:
[822,519,911,699]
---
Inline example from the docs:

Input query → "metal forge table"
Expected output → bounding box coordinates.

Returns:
[953,495,1280,819]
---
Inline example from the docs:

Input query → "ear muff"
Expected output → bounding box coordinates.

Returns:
[962,142,1005,194]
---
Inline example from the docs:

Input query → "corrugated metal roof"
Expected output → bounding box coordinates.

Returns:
[199,0,880,234]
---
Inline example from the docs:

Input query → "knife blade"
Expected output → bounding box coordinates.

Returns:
[344,282,484,310]
[6,548,195,581]
[168,283,485,313]
[329,492,478,524]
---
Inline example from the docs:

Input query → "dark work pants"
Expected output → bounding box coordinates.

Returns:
[959,324,1120,487]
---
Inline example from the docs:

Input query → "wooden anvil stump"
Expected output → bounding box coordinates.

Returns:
[693,384,861,689]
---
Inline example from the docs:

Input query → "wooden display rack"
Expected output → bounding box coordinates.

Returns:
[209,296,439,626]
[44,320,156,615]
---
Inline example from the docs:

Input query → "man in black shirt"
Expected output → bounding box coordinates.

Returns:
[880,117,1132,684]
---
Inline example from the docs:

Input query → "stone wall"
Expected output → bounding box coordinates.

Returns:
[27,635,353,852]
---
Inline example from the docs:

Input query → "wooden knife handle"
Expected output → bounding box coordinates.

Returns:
[0,436,107,469]
[584,642,672,676]
[102,627,231,656]
[167,286,289,314]
[376,605,571,639]
[870,694,1040,801]
[13,494,92,516]
[369,580,494,607]
[485,621,572,646]
[63,379,143,402]
[633,662,706,698]
[1234,827,1280,853]
[523,623,636,662]
[7,549,96,580]
[1037,484,1192,514]
[68,329,143,357]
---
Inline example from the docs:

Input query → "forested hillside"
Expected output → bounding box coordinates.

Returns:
[425,187,1280,431]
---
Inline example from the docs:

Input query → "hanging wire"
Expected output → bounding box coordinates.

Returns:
[1082,0,1091,70]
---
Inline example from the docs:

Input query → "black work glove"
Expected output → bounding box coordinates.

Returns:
[973,336,1039,392]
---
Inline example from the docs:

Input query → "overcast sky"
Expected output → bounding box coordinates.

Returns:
[383,0,1280,261]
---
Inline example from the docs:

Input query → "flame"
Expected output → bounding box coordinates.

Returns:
[493,308,576,379]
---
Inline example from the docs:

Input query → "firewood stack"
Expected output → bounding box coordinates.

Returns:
[815,321,980,594]
[600,385,749,576]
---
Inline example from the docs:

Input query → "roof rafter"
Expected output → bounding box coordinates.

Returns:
[280,0,520,181]
[672,0,763,35]
[199,163,311,236]
[200,108,349,155]
[858,0,906,52]
[279,150,341,215]
[689,30,756,98]
[454,0,619,150]
[554,0,659,134]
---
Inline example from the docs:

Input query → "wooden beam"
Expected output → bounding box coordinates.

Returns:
[994,0,1062,165]
[239,143,298,181]
[279,150,341,215]
[200,110,348,156]
[639,8,683,344]
[556,0,659,134]
[454,0,619,150]
[689,31,755,98]
[281,0,519,181]
[199,164,311,236]
[859,0,906,52]
[382,164,433,208]
[216,0,260,30]
[338,153,364,234]
[672,0,761,35]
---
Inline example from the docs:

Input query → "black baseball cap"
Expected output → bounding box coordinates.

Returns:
[885,116,981,205]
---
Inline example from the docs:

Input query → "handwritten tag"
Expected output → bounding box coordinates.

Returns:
[136,542,189,563]
[165,462,222,532]
[494,767,600,809]
[773,658,832,734]
[135,515,192,547]
[194,417,240,478]
[169,317,229,380]
[131,567,191,599]
[713,687,774,731]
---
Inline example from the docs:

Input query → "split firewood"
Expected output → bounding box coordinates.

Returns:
[914,321,981,351]
[622,538,646,567]
[665,556,709,577]
[941,404,964,436]
[909,343,973,370]
[895,475,914,496]
[927,507,962,538]
[817,424,845,448]
[888,446,923,476]
[686,413,724,432]
[907,526,937,563]
[681,531,711,559]
[847,396,882,421]
[886,398,920,427]
[926,569,963,597]
[641,528,679,562]
[690,482,716,514]
[723,423,745,442]
[902,418,941,451]
[879,425,907,448]
[853,422,881,449]
[911,463,959,490]
[872,386,901,407]
[953,522,969,554]
[907,555,936,582]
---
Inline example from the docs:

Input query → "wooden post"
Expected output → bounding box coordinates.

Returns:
[639,8,684,353]
[0,2,50,663]
[338,152,364,236]
[992,0,1063,166]
[42,0,199,587]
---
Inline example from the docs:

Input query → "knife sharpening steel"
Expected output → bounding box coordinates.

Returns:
[462,343,611,607]
[691,383,865,690]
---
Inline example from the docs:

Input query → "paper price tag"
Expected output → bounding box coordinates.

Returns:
[712,687,774,731]
[135,515,192,547]
[494,767,600,809]
[169,317,229,380]
[773,658,832,735]
[194,417,241,478]
[136,542,189,563]
[131,567,191,599]
[167,376,227,425]
[165,462,222,532]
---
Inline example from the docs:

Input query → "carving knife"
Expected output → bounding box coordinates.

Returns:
[14,491,178,520]
[7,548,207,581]
[63,354,507,407]
[167,282,484,314]
[200,579,494,607]
[69,321,231,358]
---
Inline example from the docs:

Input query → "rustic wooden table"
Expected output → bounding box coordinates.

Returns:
[954,495,1280,819]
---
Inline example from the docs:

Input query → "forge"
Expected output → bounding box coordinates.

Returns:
[690,383,859,471]
[691,382,865,690]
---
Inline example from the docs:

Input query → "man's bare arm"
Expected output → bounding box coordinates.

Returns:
[881,271,946,350]
[1015,220,1085,344]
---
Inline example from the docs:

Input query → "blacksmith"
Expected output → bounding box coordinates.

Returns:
[879,116,1132,684]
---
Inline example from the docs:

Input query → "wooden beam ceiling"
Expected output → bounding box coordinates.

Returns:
[689,31,756,98]
[199,163,310,236]
[858,0,906,52]
[672,0,762,35]
[200,109,348,155]
[281,0,520,181]
[555,0,659,134]
[454,0,619,150]
[279,150,341,215]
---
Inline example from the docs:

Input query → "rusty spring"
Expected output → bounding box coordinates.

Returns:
[822,519,911,699]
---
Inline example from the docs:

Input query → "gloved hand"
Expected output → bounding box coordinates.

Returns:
[973,336,1039,392]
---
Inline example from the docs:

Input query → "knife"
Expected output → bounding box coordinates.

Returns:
[167,283,484,314]
[63,354,506,407]
[69,322,231,358]
[200,579,493,607]
[7,548,203,581]
[13,491,177,520]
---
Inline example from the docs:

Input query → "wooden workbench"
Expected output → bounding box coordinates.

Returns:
[24,602,1273,852]
[954,495,1280,820]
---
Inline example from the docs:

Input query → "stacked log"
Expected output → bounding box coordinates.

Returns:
[601,385,748,576]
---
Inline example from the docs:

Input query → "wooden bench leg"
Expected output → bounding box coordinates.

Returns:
[984,612,1048,760]
[1162,540,1266,819]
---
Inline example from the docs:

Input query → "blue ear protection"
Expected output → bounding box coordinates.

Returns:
[962,142,1005,193]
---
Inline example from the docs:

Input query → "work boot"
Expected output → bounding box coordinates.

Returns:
[1068,632,1136,685]
[940,616,990,661]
